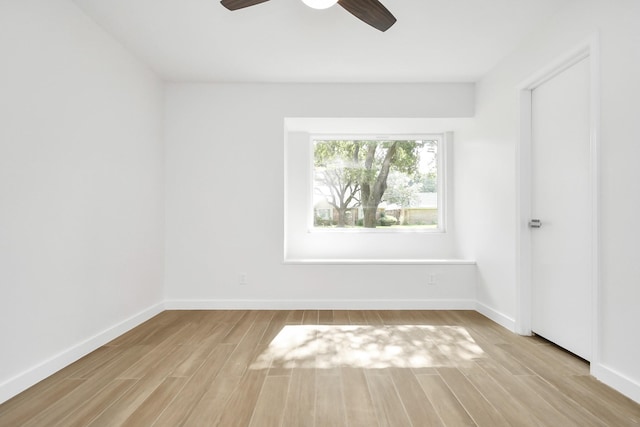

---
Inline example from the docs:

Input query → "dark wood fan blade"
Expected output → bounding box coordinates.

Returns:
[220,0,270,11]
[338,0,396,32]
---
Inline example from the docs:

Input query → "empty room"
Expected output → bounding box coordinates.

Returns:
[1,0,639,425]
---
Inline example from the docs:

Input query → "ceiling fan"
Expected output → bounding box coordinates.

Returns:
[220,0,397,32]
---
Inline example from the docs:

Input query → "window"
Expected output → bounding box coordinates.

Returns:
[312,135,443,231]
[284,119,456,263]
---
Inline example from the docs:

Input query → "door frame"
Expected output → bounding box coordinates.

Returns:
[515,35,600,364]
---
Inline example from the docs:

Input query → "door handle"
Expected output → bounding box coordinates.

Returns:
[529,219,542,228]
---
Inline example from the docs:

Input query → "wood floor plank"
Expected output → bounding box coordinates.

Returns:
[64,345,123,379]
[285,310,304,324]
[222,321,270,377]
[362,310,383,324]
[221,310,259,343]
[332,310,350,324]
[167,343,213,378]
[516,374,607,427]
[88,344,152,381]
[86,376,166,427]
[416,374,476,426]
[248,375,290,427]
[117,343,187,381]
[571,374,640,421]
[0,379,84,427]
[347,310,367,324]
[414,332,454,367]
[22,345,153,426]
[138,321,194,347]
[341,368,379,427]
[414,310,448,325]
[366,371,412,426]
[216,309,245,324]
[390,367,444,426]
[119,342,185,379]
[55,379,136,427]
[476,358,597,427]
[315,373,347,427]
[87,344,196,427]
[378,310,413,325]
[466,322,510,346]
[318,310,334,324]
[281,368,316,427]
[374,310,395,324]
[259,313,288,346]
[260,315,290,376]
[496,341,566,379]
[216,369,268,427]
[536,342,590,375]
[270,309,291,323]
[105,316,162,347]
[255,310,277,323]
[302,310,319,325]
[152,343,236,426]
[120,376,187,426]
[465,370,539,427]
[180,318,230,348]
[22,375,121,427]
[181,375,242,426]
[543,373,639,426]
[406,309,430,323]
[438,367,510,427]
[411,366,439,375]
[465,328,535,375]
[0,367,74,417]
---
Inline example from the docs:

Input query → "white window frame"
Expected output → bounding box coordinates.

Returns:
[308,134,446,233]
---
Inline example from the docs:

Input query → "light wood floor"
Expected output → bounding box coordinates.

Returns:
[1,310,638,426]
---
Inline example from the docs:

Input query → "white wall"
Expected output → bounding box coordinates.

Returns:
[455,0,640,401]
[164,83,477,308]
[0,0,164,402]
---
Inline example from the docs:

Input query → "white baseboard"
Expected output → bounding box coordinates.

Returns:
[591,363,640,404]
[0,302,165,405]
[165,299,477,311]
[475,301,516,332]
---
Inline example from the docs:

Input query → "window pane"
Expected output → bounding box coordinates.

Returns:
[312,138,439,230]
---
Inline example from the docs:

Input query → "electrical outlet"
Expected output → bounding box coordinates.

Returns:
[239,273,248,285]
[427,274,437,285]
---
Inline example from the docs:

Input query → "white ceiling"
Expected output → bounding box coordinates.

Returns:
[73,0,571,83]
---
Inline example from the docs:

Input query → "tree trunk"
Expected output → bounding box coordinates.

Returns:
[336,207,347,227]
[363,205,377,228]
[360,141,399,228]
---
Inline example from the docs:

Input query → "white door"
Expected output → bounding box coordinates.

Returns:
[530,57,591,361]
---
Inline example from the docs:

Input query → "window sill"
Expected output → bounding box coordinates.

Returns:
[283,258,476,265]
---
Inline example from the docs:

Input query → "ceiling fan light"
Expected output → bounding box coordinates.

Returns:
[301,0,338,10]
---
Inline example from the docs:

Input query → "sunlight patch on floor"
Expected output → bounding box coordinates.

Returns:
[250,325,485,370]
